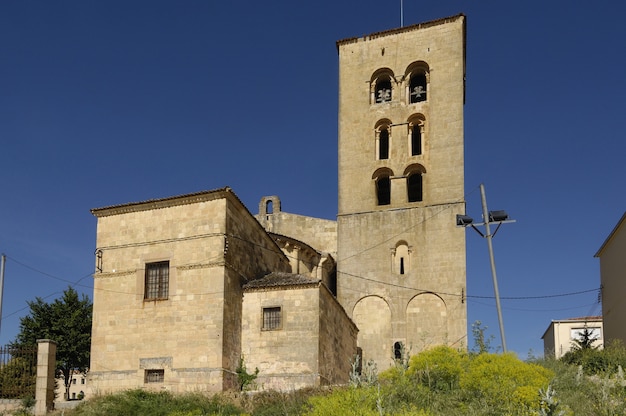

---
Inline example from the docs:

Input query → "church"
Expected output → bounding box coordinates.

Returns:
[88,14,467,393]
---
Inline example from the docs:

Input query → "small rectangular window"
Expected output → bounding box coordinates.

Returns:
[145,261,169,300]
[72,378,77,385]
[81,378,85,384]
[145,369,164,383]
[262,307,282,330]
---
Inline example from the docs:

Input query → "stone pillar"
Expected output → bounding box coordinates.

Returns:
[35,339,57,416]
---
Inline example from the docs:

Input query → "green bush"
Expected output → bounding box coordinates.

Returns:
[406,346,468,391]
[561,339,626,375]
[460,353,554,411]
[304,386,380,416]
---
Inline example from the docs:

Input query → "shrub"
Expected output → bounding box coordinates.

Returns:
[561,339,626,375]
[303,386,380,416]
[60,389,243,416]
[460,353,554,411]
[406,346,468,391]
[236,356,259,391]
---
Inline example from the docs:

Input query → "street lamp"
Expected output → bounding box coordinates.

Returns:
[457,183,515,352]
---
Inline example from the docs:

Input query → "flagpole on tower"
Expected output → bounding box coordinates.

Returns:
[400,0,404,27]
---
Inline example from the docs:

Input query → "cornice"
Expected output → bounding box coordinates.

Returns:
[91,187,235,218]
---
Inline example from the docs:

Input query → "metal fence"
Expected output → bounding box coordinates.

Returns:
[0,345,38,399]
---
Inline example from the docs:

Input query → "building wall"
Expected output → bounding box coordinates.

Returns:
[89,190,289,394]
[336,16,467,369]
[241,285,323,391]
[55,373,87,401]
[257,196,338,258]
[542,319,604,359]
[318,284,358,385]
[597,213,626,345]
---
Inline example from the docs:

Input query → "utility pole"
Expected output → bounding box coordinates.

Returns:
[456,184,514,353]
[479,184,507,352]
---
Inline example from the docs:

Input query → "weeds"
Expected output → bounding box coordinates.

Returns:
[48,340,626,416]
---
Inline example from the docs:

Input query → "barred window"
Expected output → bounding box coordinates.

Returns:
[262,307,281,330]
[145,369,164,383]
[145,261,169,300]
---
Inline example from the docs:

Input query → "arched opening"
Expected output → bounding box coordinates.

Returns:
[266,200,273,214]
[404,164,426,203]
[371,68,395,104]
[405,61,429,104]
[393,241,410,275]
[411,124,422,156]
[377,176,391,205]
[407,173,423,202]
[394,342,403,360]
[408,114,425,157]
[409,73,427,103]
[376,79,392,103]
[379,127,389,160]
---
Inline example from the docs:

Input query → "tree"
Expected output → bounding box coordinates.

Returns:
[571,327,599,351]
[12,287,92,401]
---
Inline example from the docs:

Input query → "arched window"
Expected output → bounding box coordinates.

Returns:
[411,124,421,156]
[373,168,394,206]
[375,119,392,160]
[405,61,429,104]
[404,164,426,203]
[259,196,281,218]
[408,115,425,156]
[409,73,427,103]
[377,177,391,205]
[371,68,395,104]
[376,79,392,103]
[394,342,403,360]
[407,173,422,202]
[379,128,389,159]
[393,241,410,275]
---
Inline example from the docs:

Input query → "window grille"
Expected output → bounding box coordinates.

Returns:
[145,261,169,300]
[263,307,281,330]
[145,369,164,383]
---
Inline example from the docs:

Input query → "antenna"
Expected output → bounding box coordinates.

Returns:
[400,0,404,27]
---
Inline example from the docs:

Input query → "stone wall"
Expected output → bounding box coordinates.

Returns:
[241,282,357,391]
[318,285,358,385]
[90,189,289,394]
[336,16,468,369]
[257,196,337,259]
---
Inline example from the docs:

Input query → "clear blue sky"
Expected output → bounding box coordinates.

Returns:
[1,1,625,357]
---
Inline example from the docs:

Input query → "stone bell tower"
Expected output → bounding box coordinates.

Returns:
[336,14,467,369]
